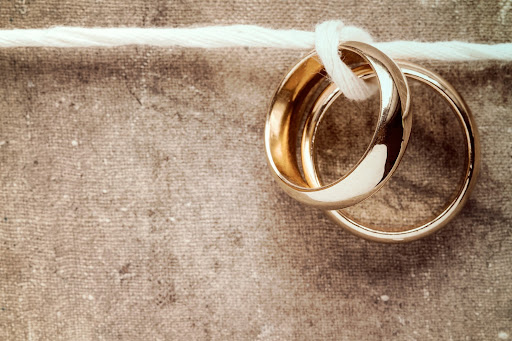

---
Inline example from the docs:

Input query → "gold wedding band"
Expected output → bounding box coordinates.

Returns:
[265,41,411,210]
[301,61,481,243]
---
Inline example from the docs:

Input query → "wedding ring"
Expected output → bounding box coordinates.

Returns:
[265,41,411,210]
[301,61,481,243]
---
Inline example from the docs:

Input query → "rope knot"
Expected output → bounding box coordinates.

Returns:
[315,20,374,101]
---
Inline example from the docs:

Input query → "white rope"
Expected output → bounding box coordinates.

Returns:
[1,20,511,100]
[315,21,375,100]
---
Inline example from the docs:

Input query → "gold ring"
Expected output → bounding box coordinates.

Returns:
[301,61,481,243]
[265,41,411,210]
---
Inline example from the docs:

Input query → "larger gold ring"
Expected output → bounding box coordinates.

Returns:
[301,61,481,243]
[265,41,411,210]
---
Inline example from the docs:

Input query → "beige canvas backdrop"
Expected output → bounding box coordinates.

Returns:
[0,1,511,340]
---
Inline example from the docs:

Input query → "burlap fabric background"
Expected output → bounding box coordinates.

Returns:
[1,1,511,340]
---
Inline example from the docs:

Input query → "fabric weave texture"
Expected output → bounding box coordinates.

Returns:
[0,1,511,340]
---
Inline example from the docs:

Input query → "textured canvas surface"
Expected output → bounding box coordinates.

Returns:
[0,1,511,340]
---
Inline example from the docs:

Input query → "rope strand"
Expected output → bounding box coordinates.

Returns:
[1,20,510,100]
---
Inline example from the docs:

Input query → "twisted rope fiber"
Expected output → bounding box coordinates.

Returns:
[2,20,511,100]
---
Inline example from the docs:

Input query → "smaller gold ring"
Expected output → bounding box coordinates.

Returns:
[265,41,411,210]
[301,61,481,243]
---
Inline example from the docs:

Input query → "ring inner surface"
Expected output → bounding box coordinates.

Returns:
[307,79,380,189]
[266,49,381,190]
